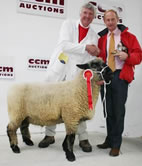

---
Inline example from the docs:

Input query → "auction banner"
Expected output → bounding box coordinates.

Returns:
[17,0,67,18]
[0,56,15,79]
[85,0,125,24]
[27,56,50,71]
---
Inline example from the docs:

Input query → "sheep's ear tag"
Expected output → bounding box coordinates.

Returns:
[83,69,93,110]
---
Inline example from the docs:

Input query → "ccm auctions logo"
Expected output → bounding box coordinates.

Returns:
[18,0,66,18]
[89,1,124,24]
[28,57,50,71]
[0,66,14,79]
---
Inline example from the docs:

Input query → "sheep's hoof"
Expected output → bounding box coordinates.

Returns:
[66,151,76,162]
[23,137,34,146]
[11,144,20,153]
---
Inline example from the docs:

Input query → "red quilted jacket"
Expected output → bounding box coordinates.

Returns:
[98,25,142,83]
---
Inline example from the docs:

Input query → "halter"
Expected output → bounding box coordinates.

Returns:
[93,65,112,118]
[93,65,111,85]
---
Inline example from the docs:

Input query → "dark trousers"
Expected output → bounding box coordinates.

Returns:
[101,70,128,149]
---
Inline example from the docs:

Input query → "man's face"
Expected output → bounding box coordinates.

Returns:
[104,12,119,32]
[80,8,94,27]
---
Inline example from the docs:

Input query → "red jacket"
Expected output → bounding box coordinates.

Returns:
[98,25,142,83]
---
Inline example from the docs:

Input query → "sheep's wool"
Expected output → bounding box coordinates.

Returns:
[7,71,100,134]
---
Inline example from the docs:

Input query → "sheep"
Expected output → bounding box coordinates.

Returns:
[7,58,113,162]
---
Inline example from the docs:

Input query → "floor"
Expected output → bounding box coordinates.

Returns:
[1,132,142,166]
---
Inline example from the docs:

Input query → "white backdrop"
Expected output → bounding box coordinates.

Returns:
[0,0,142,137]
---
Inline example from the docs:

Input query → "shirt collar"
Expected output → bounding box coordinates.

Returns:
[76,19,90,29]
[108,27,120,36]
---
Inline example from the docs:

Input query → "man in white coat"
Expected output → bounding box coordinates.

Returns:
[38,3,100,152]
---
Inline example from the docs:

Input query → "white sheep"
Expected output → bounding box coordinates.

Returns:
[7,58,113,162]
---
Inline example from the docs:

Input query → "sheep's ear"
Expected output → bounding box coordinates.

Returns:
[76,63,90,70]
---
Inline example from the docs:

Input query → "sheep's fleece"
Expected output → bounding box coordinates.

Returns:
[7,58,113,162]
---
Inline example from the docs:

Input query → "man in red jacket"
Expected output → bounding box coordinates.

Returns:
[97,9,142,156]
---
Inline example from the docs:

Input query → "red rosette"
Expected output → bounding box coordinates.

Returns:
[83,69,93,110]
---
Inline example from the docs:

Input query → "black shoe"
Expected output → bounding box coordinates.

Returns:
[79,140,92,152]
[97,141,111,149]
[109,148,120,156]
[38,136,55,148]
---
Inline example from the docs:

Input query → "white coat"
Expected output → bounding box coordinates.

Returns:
[45,19,98,82]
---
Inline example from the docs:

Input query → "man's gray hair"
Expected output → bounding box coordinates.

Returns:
[81,3,96,17]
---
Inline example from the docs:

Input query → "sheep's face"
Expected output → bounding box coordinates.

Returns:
[76,58,113,84]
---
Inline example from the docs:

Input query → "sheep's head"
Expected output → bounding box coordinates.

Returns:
[76,58,113,84]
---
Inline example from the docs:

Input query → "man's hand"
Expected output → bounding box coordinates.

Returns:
[86,44,100,56]
[113,51,129,61]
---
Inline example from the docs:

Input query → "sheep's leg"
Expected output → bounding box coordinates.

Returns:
[62,134,76,162]
[20,117,34,146]
[7,122,20,153]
